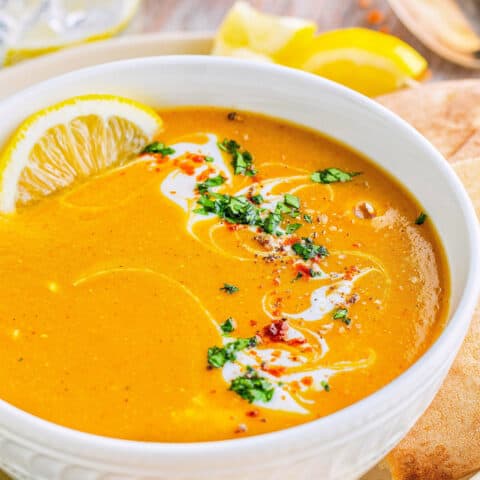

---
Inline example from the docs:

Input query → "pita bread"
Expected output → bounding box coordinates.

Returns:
[378,81,480,480]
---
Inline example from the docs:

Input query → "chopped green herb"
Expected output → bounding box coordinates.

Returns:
[220,283,239,294]
[263,212,282,235]
[204,156,214,163]
[291,272,303,282]
[251,194,263,205]
[195,192,303,236]
[286,223,302,234]
[333,308,348,319]
[197,175,226,193]
[321,380,330,392]
[207,346,229,368]
[415,212,428,225]
[292,237,329,261]
[221,317,235,334]
[218,138,256,176]
[230,367,275,403]
[196,193,260,224]
[284,193,300,209]
[311,168,361,184]
[333,308,351,325]
[207,337,257,368]
[142,141,175,156]
[309,269,323,278]
[303,214,313,223]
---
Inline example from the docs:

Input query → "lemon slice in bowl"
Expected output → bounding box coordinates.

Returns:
[300,28,428,96]
[212,1,316,66]
[0,94,162,213]
[3,0,140,66]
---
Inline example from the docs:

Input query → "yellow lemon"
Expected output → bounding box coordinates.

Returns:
[212,1,316,66]
[300,28,428,96]
[212,3,428,97]
[0,94,162,212]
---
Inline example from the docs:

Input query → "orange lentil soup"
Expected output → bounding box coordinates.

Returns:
[0,108,449,442]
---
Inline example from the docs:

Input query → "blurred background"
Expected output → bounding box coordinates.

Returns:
[0,0,479,82]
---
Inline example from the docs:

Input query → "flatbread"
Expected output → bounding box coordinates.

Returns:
[378,81,480,480]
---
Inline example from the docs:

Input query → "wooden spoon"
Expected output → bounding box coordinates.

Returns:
[387,0,480,69]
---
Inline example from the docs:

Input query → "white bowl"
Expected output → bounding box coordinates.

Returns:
[0,56,478,480]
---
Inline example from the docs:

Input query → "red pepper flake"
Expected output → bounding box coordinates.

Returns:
[379,25,391,34]
[251,174,262,183]
[178,163,195,175]
[226,223,240,232]
[234,424,248,434]
[249,319,257,327]
[287,338,306,347]
[295,263,312,278]
[301,376,313,386]
[344,265,360,281]
[190,154,205,164]
[246,409,260,418]
[263,319,289,342]
[283,236,300,246]
[366,9,384,25]
[262,365,286,377]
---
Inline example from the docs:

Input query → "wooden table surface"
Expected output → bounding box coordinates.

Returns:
[134,0,480,82]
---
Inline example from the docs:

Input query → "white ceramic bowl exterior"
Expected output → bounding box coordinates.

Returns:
[0,56,478,480]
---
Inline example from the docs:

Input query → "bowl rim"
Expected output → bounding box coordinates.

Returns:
[1,54,479,457]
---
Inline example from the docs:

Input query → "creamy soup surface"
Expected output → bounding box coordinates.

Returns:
[0,108,449,442]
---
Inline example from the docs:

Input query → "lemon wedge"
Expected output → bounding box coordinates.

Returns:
[212,1,316,66]
[0,94,162,213]
[212,3,428,96]
[3,0,140,66]
[300,28,428,96]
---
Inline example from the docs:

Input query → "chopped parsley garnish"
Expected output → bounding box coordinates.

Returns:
[195,192,299,236]
[229,367,275,403]
[303,214,313,223]
[309,269,323,278]
[311,168,361,184]
[333,308,351,325]
[291,271,303,282]
[221,317,235,334]
[321,380,330,392]
[251,194,263,205]
[196,193,260,225]
[218,138,256,176]
[196,175,226,193]
[263,212,282,235]
[284,193,300,209]
[207,337,257,368]
[415,212,428,225]
[292,237,329,261]
[220,283,239,294]
[142,141,175,156]
[286,223,302,234]
[205,156,214,163]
